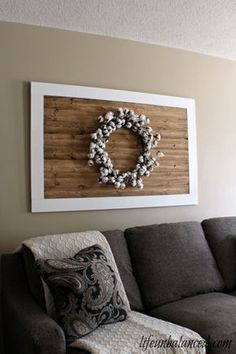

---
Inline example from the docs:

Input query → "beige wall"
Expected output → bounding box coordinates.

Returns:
[1,21,236,252]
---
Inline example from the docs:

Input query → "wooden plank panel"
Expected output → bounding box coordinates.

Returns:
[44,96,189,198]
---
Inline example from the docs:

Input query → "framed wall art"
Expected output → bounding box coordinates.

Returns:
[31,82,198,212]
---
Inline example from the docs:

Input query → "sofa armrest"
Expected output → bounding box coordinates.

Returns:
[0,256,5,354]
[2,253,66,354]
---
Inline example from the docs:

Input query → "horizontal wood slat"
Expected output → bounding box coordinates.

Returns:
[44,96,189,198]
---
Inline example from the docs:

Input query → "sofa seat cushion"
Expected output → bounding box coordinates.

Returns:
[202,217,236,290]
[102,230,143,311]
[125,222,224,309]
[149,292,236,353]
[69,311,205,354]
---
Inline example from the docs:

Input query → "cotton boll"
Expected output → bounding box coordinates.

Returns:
[103,168,109,176]
[142,132,148,138]
[107,162,113,170]
[139,114,146,121]
[155,133,161,141]
[102,176,109,183]
[136,179,143,189]
[139,169,145,176]
[103,129,108,135]
[101,156,107,164]
[128,115,135,122]
[105,112,113,120]
[91,133,97,140]
[157,151,165,158]
[115,181,121,189]
[88,153,95,159]
[152,140,158,148]
[109,177,115,183]
[144,151,150,158]
[97,141,104,148]
[95,156,101,164]
[117,175,123,182]
[90,142,96,149]
[140,166,147,175]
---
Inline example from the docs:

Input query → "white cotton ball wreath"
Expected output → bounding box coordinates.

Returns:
[88,108,164,189]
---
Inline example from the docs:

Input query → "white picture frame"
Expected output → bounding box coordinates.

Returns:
[31,82,198,212]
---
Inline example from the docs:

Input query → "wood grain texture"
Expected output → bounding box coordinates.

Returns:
[44,96,189,198]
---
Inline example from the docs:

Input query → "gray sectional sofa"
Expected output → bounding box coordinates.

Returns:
[1,217,236,353]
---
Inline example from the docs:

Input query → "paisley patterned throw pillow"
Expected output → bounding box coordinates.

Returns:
[37,244,128,342]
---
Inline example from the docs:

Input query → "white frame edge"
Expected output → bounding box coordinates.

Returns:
[31,82,198,212]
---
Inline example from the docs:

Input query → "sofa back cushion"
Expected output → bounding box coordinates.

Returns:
[102,230,143,311]
[125,222,224,310]
[202,217,236,290]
